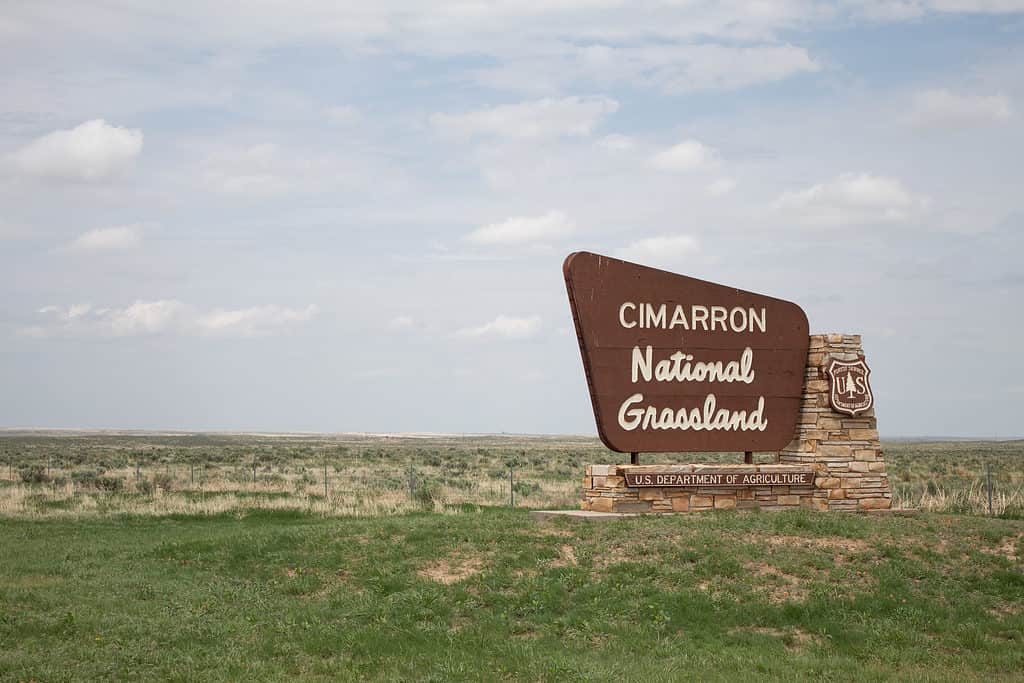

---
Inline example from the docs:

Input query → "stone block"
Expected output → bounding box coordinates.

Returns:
[815,477,841,489]
[582,476,592,490]
[819,444,853,457]
[590,464,612,476]
[854,449,878,461]
[828,488,846,499]
[869,462,887,472]
[778,495,800,506]
[592,476,606,488]
[691,495,714,508]
[605,475,625,487]
[849,461,871,473]
[714,496,737,510]
[848,429,879,441]
[672,497,690,512]
[858,497,891,511]
[589,497,614,513]
[736,489,754,500]
[807,497,829,511]
[614,500,653,513]
[638,488,664,501]
[805,379,829,392]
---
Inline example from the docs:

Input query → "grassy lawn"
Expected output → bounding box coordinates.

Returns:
[1,508,1022,681]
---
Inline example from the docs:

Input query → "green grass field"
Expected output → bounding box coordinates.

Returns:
[2,508,1022,681]
[1,434,1022,680]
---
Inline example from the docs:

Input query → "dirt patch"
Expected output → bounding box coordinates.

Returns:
[981,533,1022,562]
[731,626,823,651]
[419,555,484,585]
[548,544,578,568]
[988,601,1024,618]
[759,535,872,554]
[745,562,808,603]
[591,534,686,568]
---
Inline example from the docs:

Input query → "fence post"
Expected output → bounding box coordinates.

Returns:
[986,462,993,516]
[252,460,257,487]
[323,457,328,499]
[509,466,514,508]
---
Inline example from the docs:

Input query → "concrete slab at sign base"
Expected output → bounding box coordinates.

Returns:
[530,510,641,521]
[580,334,893,514]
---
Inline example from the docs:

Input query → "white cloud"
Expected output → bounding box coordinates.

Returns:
[772,172,930,227]
[389,315,416,330]
[475,43,820,94]
[200,142,359,196]
[596,134,634,151]
[109,300,192,336]
[595,43,819,93]
[431,96,619,139]
[456,315,541,340]
[11,119,143,181]
[327,105,360,123]
[616,235,701,266]
[651,139,716,172]
[909,89,1013,126]
[707,177,737,196]
[465,210,575,245]
[70,224,143,250]
[196,304,319,335]
[201,143,294,195]
[23,301,319,337]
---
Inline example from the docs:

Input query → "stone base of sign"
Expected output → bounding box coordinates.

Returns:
[580,333,892,514]
[582,463,820,513]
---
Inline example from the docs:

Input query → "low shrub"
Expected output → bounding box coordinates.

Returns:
[153,472,175,492]
[19,465,51,484]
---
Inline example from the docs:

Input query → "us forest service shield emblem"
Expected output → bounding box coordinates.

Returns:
[825,358,873,417]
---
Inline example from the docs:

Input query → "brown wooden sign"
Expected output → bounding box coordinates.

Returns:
[563,251,809,453]
[623,470,815,487]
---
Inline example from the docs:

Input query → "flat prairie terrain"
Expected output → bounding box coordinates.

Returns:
[0,433,1021,517]
[0,434,1021,681]
[1,508,1022,681]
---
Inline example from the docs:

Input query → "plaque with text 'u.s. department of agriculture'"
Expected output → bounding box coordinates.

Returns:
[564,251,809,453]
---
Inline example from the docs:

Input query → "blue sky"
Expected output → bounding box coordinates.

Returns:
[1,1,1022,437]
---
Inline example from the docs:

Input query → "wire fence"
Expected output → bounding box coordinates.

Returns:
[0,451,576,517]
[2,446,1022,518]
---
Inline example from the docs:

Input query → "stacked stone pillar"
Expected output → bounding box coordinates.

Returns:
[778,334,891,511]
